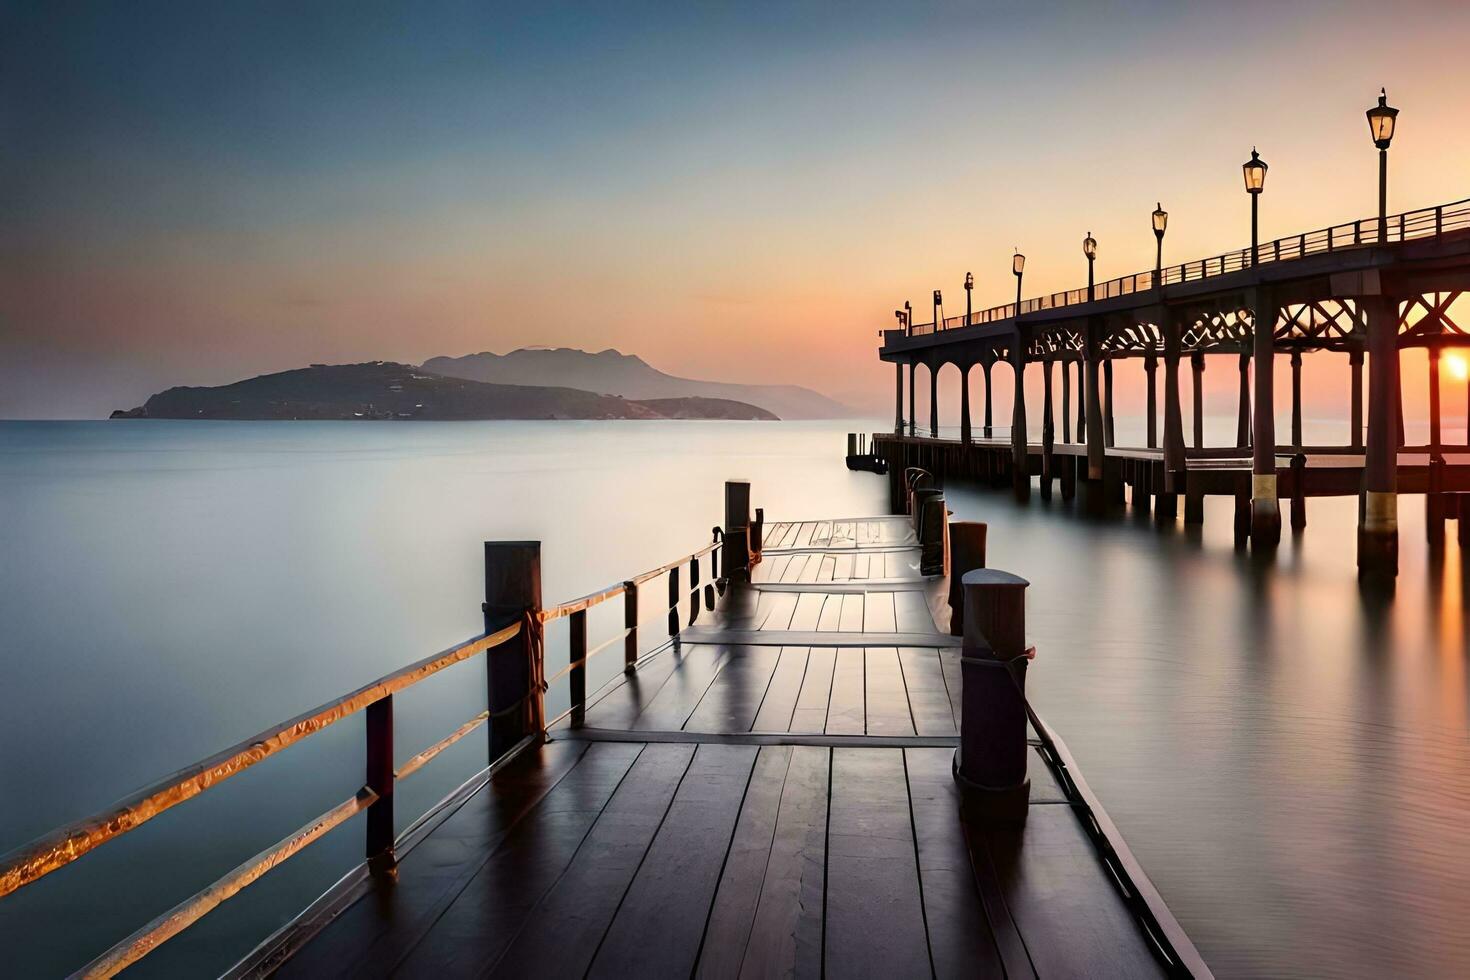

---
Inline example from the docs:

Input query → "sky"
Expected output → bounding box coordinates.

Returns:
[4,0,1470,419]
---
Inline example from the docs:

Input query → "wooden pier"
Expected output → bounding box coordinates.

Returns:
[881,191,1470,577]
[0,484,1209,978]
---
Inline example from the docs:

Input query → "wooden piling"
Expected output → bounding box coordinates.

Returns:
[954,569,1031,824]
[570,608,587,724]
[365,695,395,879]
[483,541,542,760]
[623,580,639,672]
[947,522,987,636]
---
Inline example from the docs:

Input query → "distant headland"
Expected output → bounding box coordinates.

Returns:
[110,348,852,421]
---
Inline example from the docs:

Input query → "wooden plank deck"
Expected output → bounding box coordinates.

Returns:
[261,516,1195,979]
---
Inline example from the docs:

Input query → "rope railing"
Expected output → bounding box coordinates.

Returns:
[903,195,1470,335]
[0,518,756,977]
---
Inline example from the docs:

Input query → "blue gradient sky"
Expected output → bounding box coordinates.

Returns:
[4,1,1470,417]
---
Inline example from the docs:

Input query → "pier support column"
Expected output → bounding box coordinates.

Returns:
[1251,289,1281,550]
[1350,347,1364,449]
[894,362,903,435]
[1145,352,1158,449]
[1041,359,1055,500]
[1011,344,1029,502]
[1290,350,1304,449]
[1103,359,1116,447]
[960,363,972,444]
[1084,319,1106,509]
[1162,307,1186,515]
[1236,350,1252,449]
[929,362,939,438]
[982,360,994,439]
[1061,356,1072,444]
[1359,294,1400,578]
[908,363,916,437]
[1075,360,1086,442]
[1428,346,1445,545]
[1191,351,1206,450]
[484,541,543,761]
[954,569,1031,824]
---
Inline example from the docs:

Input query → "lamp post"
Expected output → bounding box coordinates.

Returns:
[904,301,912,336]
[964,271,974,326]
[1010,250,1028,501]
[1013,250,1025,312]
[1082,232,1097,301]
[1242,148,1268,266]
[933,289,943,329]
[1152,203,1168,288]
[1366,88,1398,244]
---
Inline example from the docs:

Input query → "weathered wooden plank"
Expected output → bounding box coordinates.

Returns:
[826,651,866,735]
[793,522,816,548]
[824,749,931,977]
[677,627,957,649]
[904,748,1006,979]
[683,647,782,733]
[852,553,871,580]
[760,554,792,584]
[383,741,644,978]
[756,591,798,631]
[580,638,688,730]
[780,553,810,584]
[733,745,829,980]
[899,648,958,736]
[815,593,843,631]
[938,649,964,731]
[838,593,865,632]
[787,592,826,631]
[694,746,792,980]
[630,645,735,731]
[588,744,759,978]
[863,590,898,632]
[893,589,937,633]
[487,743,696,978]
[788,649,836,734]
[863,648,915,736]
[977,805,1168,978]
[816,554,836,582]
[750,648,809,732]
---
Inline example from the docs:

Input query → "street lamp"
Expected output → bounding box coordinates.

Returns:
[1242,148,1268,266]
[1012,250,1025,312]
[1152,202,1168,286]
[933,289,943,327]
[904,300,912,334]
[1082,232,1097,301]
[964,271,974,325]
[894,308,906,331]
[1366,88,1398,244]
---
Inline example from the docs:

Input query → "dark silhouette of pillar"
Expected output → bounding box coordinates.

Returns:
[1251,289,1281,549]
[982,360,994,439]
[960,362,972,444]
[1429,345,1442,452]
[1162,307,1186,507]
[1290,350,1303,448]
[1075,360,1086,442]
[1061,357,1072,444]
[1011,344,1029,502]
[1191,351,1205,449]
[1236,350,1251,448]
[1145,352,1158,449]
[954,569,1031,823]
[1084,318,1106,510]
[929,363,939,437]
[1103,359,1116,447]
[1041,359,1055,500]
[1350,347,1364,449]
[894,362,903,434]
[1359,293,1399,578]
[908,362,916,437]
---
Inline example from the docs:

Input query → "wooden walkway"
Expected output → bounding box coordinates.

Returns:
[261,516,1199,979]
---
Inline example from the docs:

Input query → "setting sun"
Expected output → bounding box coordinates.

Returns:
[1448,353,1469,381]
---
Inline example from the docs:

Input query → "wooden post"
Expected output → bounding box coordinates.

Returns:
[947,522,987,636]
[569,609,587,725]
[1075,359,1086,443]
[960,363,972,444]
[1144,352,1158,449]
[846,433,858,456]
[1290,453,1307,530]
[1061,357,1072,444]
[667,565,680,640]
[1040,359,1055,500]
[1236,350,1252,448]
[623,581,638,672]
[1103,359,1115,447]
[1192,351,1206,450]
[1161,307,1185,513]
[954,569,1031,824]
[1429,345,1443,453]
[689,556,700,624]
[1185,473,1204,525]
[365,695,395,879]
[1360,294,1399,578]
[751,507,764,562]
[1428,456,1447,545]
[918,491,948,576]
[723,480,751,581]
[1290,350,1303,448]
[1011,343,1029,502]
[483,541,542,761]
[1251,289,1281,549]
[1084,318,1106,509]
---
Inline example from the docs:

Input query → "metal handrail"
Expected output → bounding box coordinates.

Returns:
[903,196,1470,335]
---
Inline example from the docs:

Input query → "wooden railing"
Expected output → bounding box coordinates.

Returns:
[905,195,1470,336]
[0,512,758,978]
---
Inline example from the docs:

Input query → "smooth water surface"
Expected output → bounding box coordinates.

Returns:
[1,420,1467,978]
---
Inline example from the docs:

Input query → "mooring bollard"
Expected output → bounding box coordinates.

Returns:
[913,483,942,539]
[483,541,543,761]
[953,569,1032,824]
[947,522,987,635]
[905,467,930,517]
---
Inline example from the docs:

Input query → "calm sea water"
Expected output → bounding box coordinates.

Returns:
[1,420,1467,978]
